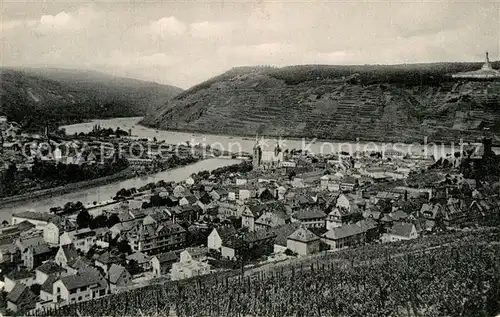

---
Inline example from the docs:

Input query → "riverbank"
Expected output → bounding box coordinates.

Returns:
[0,168,136,209]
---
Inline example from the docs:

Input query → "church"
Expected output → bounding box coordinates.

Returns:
[253,137,284,170]
[452,52,500,79]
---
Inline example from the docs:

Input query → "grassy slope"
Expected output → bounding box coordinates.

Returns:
[0,68,183,131]
[143,62,500,144]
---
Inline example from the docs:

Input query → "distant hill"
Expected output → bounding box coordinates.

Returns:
[142,62,500,144]
[0,67,182,131]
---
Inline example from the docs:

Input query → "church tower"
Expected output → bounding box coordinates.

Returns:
[253,136,262,169]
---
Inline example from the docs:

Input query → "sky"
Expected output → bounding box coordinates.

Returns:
[1,0,499,89]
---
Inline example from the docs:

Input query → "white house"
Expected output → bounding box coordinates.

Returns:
[54,244,79,268]
[207,226,237,251]
[59,229,97,253]
[381,222,418,243]
[171,252,210,281]
[51,268,108,306]
[150,252,178,277]
[3,268,35,293]
[286,227,320,256]
[238,188,252,201]
[235,178,248,186]
[173,185,186,197]
[320,175,330,190]
[43,222,61,246]
[35,261,66,285]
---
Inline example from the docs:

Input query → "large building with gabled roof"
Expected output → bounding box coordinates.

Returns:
[286,226,320,256]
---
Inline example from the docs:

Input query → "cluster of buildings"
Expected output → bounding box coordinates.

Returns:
[1,136,498,315]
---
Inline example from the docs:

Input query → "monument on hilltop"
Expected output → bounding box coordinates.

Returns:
[452,52,500,79]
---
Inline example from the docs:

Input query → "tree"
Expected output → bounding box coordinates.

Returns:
[90,214,108,229]
[76,208,92,229]
[107,213,120,228]
[30,284,41,296]
[117,239,132,254]
[126,259,142,276]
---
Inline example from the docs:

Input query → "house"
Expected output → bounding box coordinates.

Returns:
[173,185,186,197]
[171,248,209,281]
[6,283,36,313]
[16,234,45,254]
[0,243,19,264]
[286,227,320,256]
[43,217,76,246]
[239,188,254,201]
[150,251,178,276]
[321,224,366,250]
[107,264,131,293]
[60,228,97,253]
[171,257,210,281]
[291,208,326,229]
[355,219,379,242]
[39,275,58,303]
[240,204,265,232]
[170,205,201,223]
[340,176,357,191]
[51,267,108,306]
[94,227,112,248]
[22,243,55,269]
[381,222,418,243]
[217,202,240,219]
[270,223,301,253]
[275,185,288,200]
[255,212,289,231]
[109,222,135,240]
[11,211,55,230]
[326,195,361,230]
[94,251,125,272]
[180,247,208,263]
[55,244,79,268]
[179,195,198,206]
[221,230,277,260]
[127,221,187,255]
[35,261,65,285]
[185,174,199,186]
[320,175,330,189]
[4,267,35,292]
[207,226,237,251]
[126,252,152,271]
[291,178,305,188]
[0,221,36,246]
[235,178,247,186]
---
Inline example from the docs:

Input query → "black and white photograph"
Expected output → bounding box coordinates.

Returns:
[0,0,499,316]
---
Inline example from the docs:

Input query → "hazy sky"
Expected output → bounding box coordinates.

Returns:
[1,1,499,89]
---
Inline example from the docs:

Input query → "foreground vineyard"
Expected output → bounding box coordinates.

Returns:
[33,229,500,317]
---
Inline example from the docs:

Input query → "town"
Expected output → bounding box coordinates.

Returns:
[0,117,499,314]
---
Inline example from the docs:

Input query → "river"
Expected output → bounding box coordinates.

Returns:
[62,117,500,157]
[0,158,241,223]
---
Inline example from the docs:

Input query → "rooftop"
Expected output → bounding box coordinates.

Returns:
[108,264,129,284]
[287,227,319,243]
[12,211,54,222]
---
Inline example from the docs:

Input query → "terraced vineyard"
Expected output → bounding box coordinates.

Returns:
[142,63,500,144]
